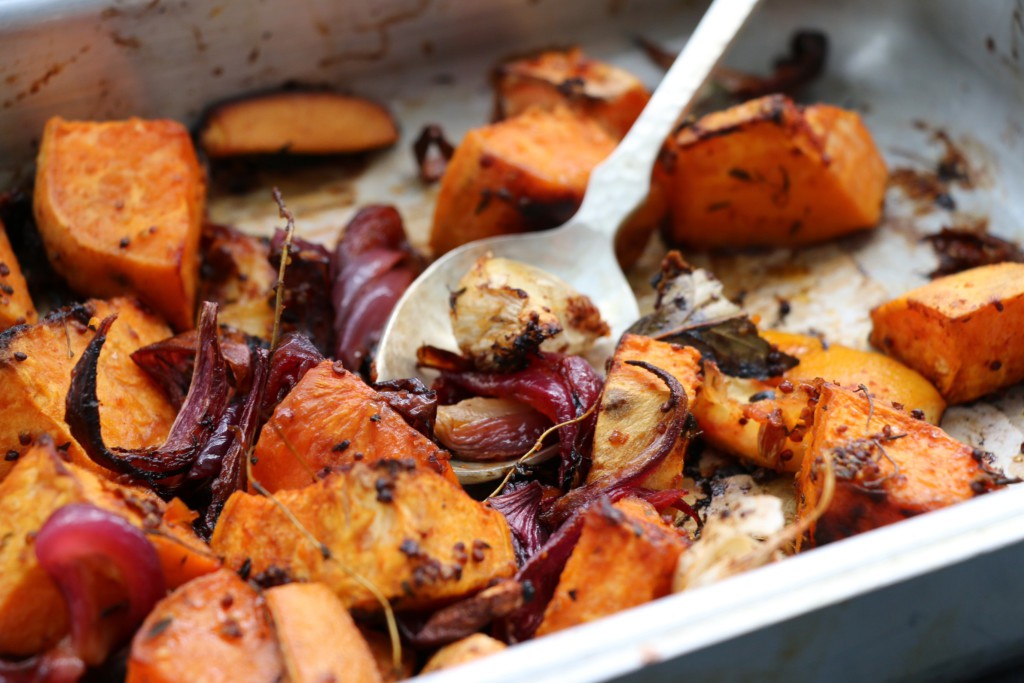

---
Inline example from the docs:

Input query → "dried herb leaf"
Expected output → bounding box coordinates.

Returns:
[626,252,797,379]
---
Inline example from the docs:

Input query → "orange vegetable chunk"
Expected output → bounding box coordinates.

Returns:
[212,460,516,612]
[265,582,382,683]
[199,91,398,157]
[869,262,1024,404]
[0,219,37,330]
[127,569,283,683]
[0,297,177,483]
[797,383,1003,547]
[660,94,887,249]
[494,47,650,140]
[34,117,205,330]
[0,440,218,657]
[252,360,455,492]
[535,498,688,636]
[429,107,616,257]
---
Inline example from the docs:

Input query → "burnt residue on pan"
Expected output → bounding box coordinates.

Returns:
[317,0,432,67]
[888,122,988,215]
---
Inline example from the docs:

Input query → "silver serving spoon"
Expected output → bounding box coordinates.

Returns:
[376,0,761,483]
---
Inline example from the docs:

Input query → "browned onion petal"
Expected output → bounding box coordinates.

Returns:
[412,123,455,184]
[431,353,602,486]
[373,377,438,437]
[269,229,334,354]
[487,481,549,564]
[633,488,702,527]
[132,329,254,409]
[203,346,270,534]
[0,639,85,683]
[260,332,325,420]
[542,360,689,527]
[399,578,523,649]
[35,504,165,666]
[435,398,551,462]
[494,503,590,643]
[65,303,232,485]
[334,268,415,373]
[331,205,422,376]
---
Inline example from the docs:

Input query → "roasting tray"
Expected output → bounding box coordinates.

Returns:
[2,0,1023,681]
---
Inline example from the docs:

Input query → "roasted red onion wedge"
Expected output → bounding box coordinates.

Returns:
[435,397,551,462]
[65,302,232,482]
[0,639,85,683]
[331,205,421,375]
[35,504,166,666]
[543,361,689,527]
[487,480,549,564]
[430,352,602,485]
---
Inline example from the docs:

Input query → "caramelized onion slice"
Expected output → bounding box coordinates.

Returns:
[435,397,551,462]
[543,361,689,527]
[35,504,166,665]
[65,302,232,482]
[487,481,549,564]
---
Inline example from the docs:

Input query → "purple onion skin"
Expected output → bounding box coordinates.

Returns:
[331,205,421,376]
[0,641,85,683]
[543,360,689,527]
[65,302,232,485]
[435,353,603,487]
[487,481,548,564]
[269,230,334,355]
[373,377,438,437]
[34,504,166,667]
[260,332,324,421]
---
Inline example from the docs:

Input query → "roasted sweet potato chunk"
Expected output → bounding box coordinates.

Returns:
[0,441,217,657]
[199,91,398,157]
[660,94,887,249]
[785,342,945,424]
[588,334,701,490]
[869,263,1024,404]
[420,633,507,674]
[796,383,1003,547]
[0,219,37,330]
[211,460,516,612]
[265,582,382,683]
[494,47,650,140]
[429,107,616,257]
[0,298,177,483]
[251,361,455,491]
[34,117,205,330]
[199,223,275,339]
[535,497,688,636]
[127,569,283,683]
[691,361,812,472]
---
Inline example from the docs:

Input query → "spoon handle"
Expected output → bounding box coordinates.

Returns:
[573,0,762,236]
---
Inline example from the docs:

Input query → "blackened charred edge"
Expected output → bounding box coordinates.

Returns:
[674,94,792,145]
[0,301,94,356]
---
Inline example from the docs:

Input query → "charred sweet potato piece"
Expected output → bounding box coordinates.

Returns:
[796,383,1003,547]
[0,441,218,657]
[494,47,650,140]
[759,329,824,358]
[251,361,455,491]
[0,298,177,483]
[691,361,813,472]
[127,569,283,683]
[211,460,516,612]
[420,633,507,674]
[199,91,398,157]
[869,263,1024,404]
[0,219,37,330]
[199,223,275,339]
[265,582,382,683]
[660,94,887,249]
[785,343,945,424]
[588,334,701,490]
[34,118,205,330]
[429,107,616,257]
[535,497,688,636]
